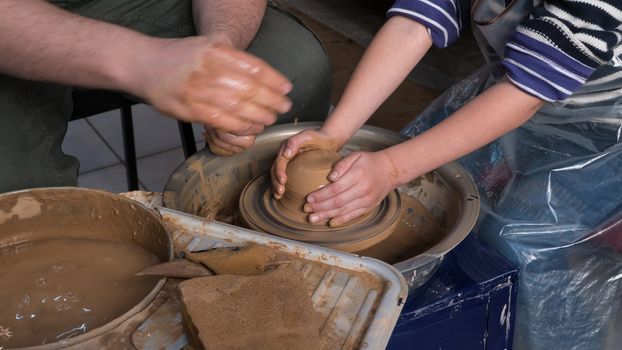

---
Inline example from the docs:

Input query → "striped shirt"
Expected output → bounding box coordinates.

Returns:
[388,0,622,103]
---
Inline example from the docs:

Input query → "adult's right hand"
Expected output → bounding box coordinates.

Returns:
[271,129,342,199]
[130,36,293,135]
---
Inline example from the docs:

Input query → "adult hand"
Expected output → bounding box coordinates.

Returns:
[270,129,342,199]
[203,127,256,156]
[303,150,399,227]
[130,36,292,135]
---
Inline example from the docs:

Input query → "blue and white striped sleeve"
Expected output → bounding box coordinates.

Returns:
[387,0,470,48]
[503,0,622,102]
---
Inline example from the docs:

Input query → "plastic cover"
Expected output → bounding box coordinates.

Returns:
[402,64,622,349]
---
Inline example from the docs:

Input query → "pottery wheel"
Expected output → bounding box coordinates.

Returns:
[239,172,402,252]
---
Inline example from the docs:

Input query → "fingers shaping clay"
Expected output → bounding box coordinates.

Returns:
[279,148,342,224]
[240,149,401,252]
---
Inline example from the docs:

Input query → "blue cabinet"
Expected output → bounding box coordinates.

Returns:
[389,233,518,350]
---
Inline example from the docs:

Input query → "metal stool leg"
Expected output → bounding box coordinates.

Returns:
[178,122,197,158]
[120,106,139,191]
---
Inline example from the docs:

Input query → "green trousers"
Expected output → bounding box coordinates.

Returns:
[0,1,330,193]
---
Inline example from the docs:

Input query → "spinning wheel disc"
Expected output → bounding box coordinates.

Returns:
[239,173,401,252]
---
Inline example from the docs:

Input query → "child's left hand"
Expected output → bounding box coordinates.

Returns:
[304,150,399,227]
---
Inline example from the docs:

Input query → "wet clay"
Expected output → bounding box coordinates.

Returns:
[0,237,160,348]
[178,265,323,350]
[239,176,449,262]
[357,194,445,264]
[239,172,401,252]
[278,148,342,224]
[185,245,276,276]
[297,137,339,153]
[237,147,406,252]
[188,158,243,224]
[189,160,212,216]
[0,196,42,225]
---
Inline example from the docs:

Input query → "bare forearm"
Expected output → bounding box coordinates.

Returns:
[322,16,432,144]
[385,81,545,185]
[0,0,156,92]
[192,0,266,49]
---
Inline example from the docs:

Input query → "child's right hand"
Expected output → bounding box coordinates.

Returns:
[270,129,342,200]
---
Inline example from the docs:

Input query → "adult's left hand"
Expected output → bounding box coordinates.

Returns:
[204,127,256,156]
[304,150,399,227]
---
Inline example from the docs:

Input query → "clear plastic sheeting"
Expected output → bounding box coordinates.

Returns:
[402,64,622,350]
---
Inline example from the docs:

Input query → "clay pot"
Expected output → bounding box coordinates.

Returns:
[278,149,341,221]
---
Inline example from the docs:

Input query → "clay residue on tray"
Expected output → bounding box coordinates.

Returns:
[357,194,445,264]
[188,157,245,224]
[0,237,160,348]
[177,244,386,350]
[185,245,276,276]
[178,265,323,350]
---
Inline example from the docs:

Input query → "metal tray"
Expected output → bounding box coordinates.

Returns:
[132,206,408,350]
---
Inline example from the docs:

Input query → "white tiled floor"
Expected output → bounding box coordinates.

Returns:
[63,119,120,173]
[136,147,189,192]
[77,163,132,194]
[62,104,206,193]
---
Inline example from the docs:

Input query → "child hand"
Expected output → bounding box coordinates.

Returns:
[304,150,398,227]
[271,129,341,200]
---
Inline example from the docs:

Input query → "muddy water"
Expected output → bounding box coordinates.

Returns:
[357,194,445,264]
[0,238,160,348]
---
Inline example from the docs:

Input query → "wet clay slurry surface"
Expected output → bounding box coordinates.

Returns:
[0,238,160,348]
[240,176,447,262]
[176,244,386,350]
[358,194,445,264]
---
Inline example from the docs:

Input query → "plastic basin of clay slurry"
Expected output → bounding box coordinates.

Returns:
[163,122,480,289]
[0,188,172,349]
